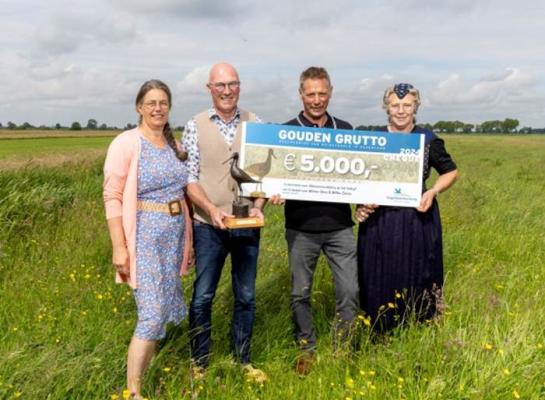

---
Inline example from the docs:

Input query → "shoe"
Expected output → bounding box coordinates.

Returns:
[242,364,268,384]
[190,365,206,381]
[295,351,315,376]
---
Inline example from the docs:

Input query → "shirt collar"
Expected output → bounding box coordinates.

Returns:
[208,107,241,124]
[296,111,335,128]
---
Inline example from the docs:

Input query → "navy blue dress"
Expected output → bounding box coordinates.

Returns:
[357,126,456,332]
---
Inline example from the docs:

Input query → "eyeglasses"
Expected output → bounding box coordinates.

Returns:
[208,81,241,92]
[142,101,170,110]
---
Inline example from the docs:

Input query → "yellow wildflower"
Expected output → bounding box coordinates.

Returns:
[122,389,131,400]
[512,389,520,399]
[110,395,119,400]
[502,368,510,376]
[345,377,354,388]
[483,343,493,350]
[387,302,395,309]
[163,367,171,373]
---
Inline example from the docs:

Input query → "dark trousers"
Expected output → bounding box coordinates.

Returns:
[286,227,359,350]
[189,221,260,366]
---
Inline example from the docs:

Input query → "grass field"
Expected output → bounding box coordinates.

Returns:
[0,129,119,139]
[1,134,544,399]
[0,130,119,170]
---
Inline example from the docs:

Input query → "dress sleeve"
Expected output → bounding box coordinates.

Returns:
[429,135,457,175]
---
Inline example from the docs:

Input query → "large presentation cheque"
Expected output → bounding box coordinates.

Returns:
[239,122,424,207]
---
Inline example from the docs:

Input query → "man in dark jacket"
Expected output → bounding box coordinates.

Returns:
[277,66,359,375]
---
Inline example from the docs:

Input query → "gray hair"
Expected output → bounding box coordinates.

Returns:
[299,66,331,92]
[382,85,421,114]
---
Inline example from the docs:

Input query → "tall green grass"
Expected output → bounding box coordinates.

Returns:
[0,135,544,399]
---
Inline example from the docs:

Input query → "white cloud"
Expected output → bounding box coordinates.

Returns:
[110,0,248,18]
[431,68,536,106]
[1,0,545,127]
[177,66,210,93]
[31,12,136,57]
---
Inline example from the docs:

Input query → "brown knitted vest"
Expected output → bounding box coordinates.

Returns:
[193,109,257,224]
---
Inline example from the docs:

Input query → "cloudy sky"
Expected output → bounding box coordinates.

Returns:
[2,0,544,128]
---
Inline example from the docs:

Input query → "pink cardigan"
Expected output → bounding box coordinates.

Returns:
[103,128,193,288]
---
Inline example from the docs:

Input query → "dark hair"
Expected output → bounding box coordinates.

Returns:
[299,66,331,92]
[135,79,187,161]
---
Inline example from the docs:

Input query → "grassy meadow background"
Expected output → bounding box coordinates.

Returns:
[0,131,544,399]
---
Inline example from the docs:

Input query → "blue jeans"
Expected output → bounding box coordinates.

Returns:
[189,221,260,366]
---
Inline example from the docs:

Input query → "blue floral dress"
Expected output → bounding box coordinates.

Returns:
[134,137,188,340]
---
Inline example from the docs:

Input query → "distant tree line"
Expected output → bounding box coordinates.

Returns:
[0,119,121,131]
[357,118,545,134]
[1,118,543,134]
[0,119,186,132]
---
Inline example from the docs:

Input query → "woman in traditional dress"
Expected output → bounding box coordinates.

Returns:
[356,83,458,333]
[103,80,193,398]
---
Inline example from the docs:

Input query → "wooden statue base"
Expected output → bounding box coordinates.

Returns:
[250,191,266,199]
[224,216,264,229]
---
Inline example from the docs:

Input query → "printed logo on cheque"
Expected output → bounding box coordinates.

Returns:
[386,186,418,204]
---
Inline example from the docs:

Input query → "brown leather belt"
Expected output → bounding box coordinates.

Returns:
[136,199,184,216]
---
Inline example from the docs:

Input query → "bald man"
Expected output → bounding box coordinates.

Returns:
[183,63,266,377]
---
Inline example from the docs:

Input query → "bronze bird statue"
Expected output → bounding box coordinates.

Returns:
[244,148,276,193]
[223,152,261,196]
